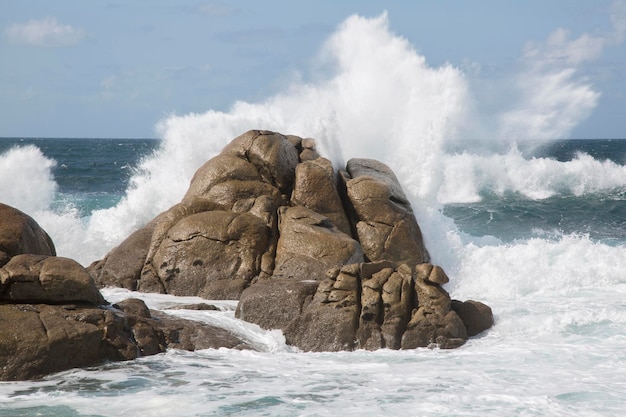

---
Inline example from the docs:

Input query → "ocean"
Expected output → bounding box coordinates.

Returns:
[2,13,626,417]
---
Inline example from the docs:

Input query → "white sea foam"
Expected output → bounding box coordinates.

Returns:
[439,149,626,204]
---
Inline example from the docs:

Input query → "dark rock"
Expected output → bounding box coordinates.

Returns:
[1,254,105,305]
[167,303,220,311]
[236,278,319,330]
[291,157,352,235]
[0,303,137,381]
[284,264,360,352]
[144,210,271,299]
[343,158,429,266]
[150,310,252,351]
[0,297,254,381]
[451,299,495,336]
[273,206,363,281]
[0,203,55,267]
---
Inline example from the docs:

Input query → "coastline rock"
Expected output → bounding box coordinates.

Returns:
[89,226,155,291]
[0,203,55,267]
[451,299,495,337]
[142,210,271,299]
[291,157,351,235]
[0,204,253,381]
[1,128,496,379]
[236,278,319,331]
[284,264,361,351]
[1,254,105,305]
[342,158,429,266]
[85,129,493,353]
[0,298,252,381]
[273,206,363,280]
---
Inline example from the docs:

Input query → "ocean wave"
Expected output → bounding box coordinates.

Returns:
[439,149,626,204]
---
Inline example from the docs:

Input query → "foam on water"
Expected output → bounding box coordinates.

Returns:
[1,286,624,416]
[440,149,626,204]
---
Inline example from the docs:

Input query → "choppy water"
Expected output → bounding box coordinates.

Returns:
[1,12,626,417]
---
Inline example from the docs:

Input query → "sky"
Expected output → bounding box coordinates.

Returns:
[1,0,625,139]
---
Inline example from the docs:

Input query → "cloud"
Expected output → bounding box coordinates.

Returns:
[492,0,626,141]
[5,16,85,47]
[197,2,237,17]
[611,0,626,42]
[521,0,626,69]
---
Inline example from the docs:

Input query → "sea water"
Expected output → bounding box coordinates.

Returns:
[1,13,626,417]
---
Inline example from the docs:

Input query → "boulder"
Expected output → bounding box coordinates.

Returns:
[342,159,429,266]
[0,202,254,381]
[400,263,467,349]
[142,210,272,299]
[290,157,351,235]
[273,206,363,281]
[284,264,360,352]
[0,303,138,381]
[1,254,105,305]
[451,299,495,337]
[0,298,253,381]
[357,262,413,350]
[115,298,252,352]
[219,130,300,194]
[0,203,55,266]
[236,278,319,331]
[89,225,154,290]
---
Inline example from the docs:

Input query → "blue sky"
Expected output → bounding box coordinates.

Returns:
[1,0,625,139]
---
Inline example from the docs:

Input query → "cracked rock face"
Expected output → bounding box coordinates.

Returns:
[142,210,271,299]
[89,129,494,351]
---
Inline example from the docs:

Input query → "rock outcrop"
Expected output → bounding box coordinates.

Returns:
[1,130,495,379]
[0,202,55,267]
[0,205,251,381]
[90,129,494,352]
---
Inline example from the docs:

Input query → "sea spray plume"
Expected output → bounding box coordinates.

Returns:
[81,13,471,268]
[0,145,57,213]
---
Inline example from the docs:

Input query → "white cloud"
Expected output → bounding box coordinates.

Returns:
[522,28,607,68]
[493,1,626,141]
[197,2,236,17]
[521,0,626,68]
[611,0,626,42]
[5,16,85,47]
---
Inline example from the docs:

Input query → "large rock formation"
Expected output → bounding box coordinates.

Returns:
[90,129,494,352]
[0,205,251,381]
